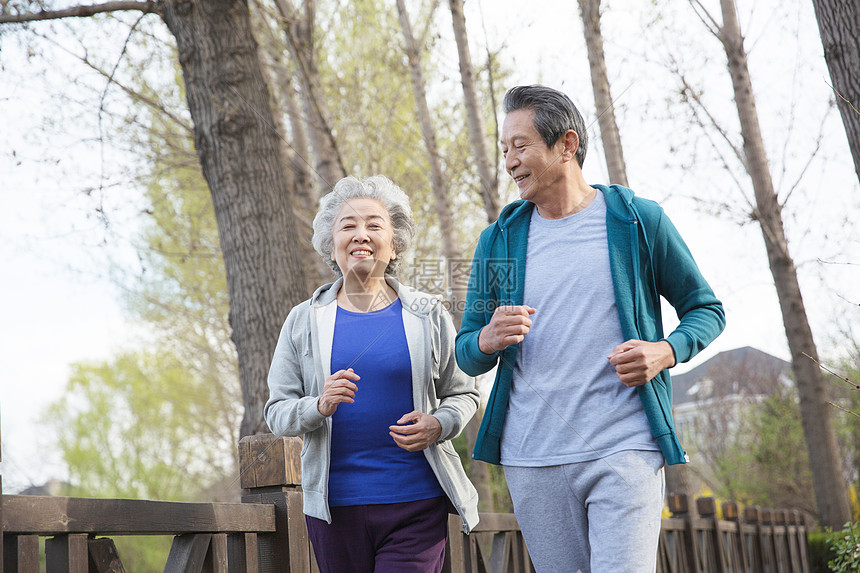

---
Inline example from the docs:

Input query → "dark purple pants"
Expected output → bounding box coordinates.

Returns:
[305,496,448,573]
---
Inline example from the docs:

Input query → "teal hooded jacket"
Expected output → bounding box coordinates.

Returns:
[455,184,725,465]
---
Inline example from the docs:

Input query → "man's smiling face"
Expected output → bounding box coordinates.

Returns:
[500,108,566,206]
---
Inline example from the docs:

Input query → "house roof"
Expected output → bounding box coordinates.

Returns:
[671,346,791,406]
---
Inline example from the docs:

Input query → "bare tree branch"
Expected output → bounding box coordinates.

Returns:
[675,69,748,169]
[417,0,441,52]
[96,12,150,196]
[475,1,501,191]
[273,0,346,187]
[33,30,194,134]
[686,0,721,38]
[0,1,158,24]
[780,124,826,208]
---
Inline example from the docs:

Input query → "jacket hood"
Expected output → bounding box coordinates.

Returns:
[594,184,637,221]
[495,199,534,229]
[309,276,439,317]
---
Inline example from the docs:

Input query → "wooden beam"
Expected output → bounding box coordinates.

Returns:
[468,512,520,533]
[88,538,126,573]
[164,534,211,573]
[3,496,275,535]
[238,434,302,490]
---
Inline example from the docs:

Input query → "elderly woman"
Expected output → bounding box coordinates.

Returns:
[264,175,480,573]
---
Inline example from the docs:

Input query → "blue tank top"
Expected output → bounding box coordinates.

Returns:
[328,298,444,506]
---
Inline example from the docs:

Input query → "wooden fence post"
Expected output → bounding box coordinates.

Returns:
[696,497,723,572]
[775,509,795,572]
[744,506,765,572]
[721,501,748,572]
[239,433,314,573]
[668,493,698,571]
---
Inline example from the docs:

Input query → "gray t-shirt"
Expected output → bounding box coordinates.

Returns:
[500,192,659,466]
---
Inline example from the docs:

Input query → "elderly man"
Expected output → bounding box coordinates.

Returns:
[456,85,725,572]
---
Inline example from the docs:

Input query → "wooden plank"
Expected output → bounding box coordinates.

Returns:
[164,534,212,573]
[722,501,749,573]
[512,530,533,573]
[443,514,466,573]
[88,538,126,573]
[45,533,88,573]
[489,531,510,573]
[793,513,811,573]
[204,534,228,573]
[3,534,39,573]
[254,492,291,573]
[657,527,689,573]
[469,513,521,533]
[471,532,493,573]
[3,496,275,536]
[227,533,257,573]
[697,498,727,572]
[285,490,312,573]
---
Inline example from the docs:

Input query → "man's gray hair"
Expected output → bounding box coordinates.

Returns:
[312,175,415,277]
[503,85,589,167]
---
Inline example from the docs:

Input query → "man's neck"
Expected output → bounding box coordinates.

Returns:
[534,180,597,220]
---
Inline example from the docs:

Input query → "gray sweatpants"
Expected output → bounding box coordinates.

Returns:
[504,450,665,573]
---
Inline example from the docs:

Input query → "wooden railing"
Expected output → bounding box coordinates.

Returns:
[1,434,812,572]
[659,493,811,573]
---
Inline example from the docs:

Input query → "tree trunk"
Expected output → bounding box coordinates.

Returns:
[260,30,332,289]
[395,0,462,325]
[810,0,860,182]
[577,0,628,187]
[397,0,494,508]
[274,0,346,194]
[718,0,851,529]
[161,0,309,438]
[449,0,500,223]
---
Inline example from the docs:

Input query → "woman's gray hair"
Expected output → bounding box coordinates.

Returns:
[503,84,589,168]
[312,175,416,277]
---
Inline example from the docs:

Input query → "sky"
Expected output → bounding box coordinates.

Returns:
[1,0,858,494]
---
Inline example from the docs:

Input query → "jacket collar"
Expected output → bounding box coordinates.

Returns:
[495,184,638,228]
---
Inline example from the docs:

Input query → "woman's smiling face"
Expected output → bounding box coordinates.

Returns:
[331,198,396,281]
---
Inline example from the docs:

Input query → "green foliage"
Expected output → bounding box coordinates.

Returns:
[687,380,817,514]
[830,354,860,519]
[744,391,816,511]
[45,349,236,501]
[827,522,860,573]
[809,530,837,573]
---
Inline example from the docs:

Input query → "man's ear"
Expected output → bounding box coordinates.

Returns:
[561,130,579,160]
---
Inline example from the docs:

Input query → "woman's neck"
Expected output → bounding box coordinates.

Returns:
[337,274,397,312]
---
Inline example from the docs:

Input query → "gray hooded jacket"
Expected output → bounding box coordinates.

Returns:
[264,277,480,533]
